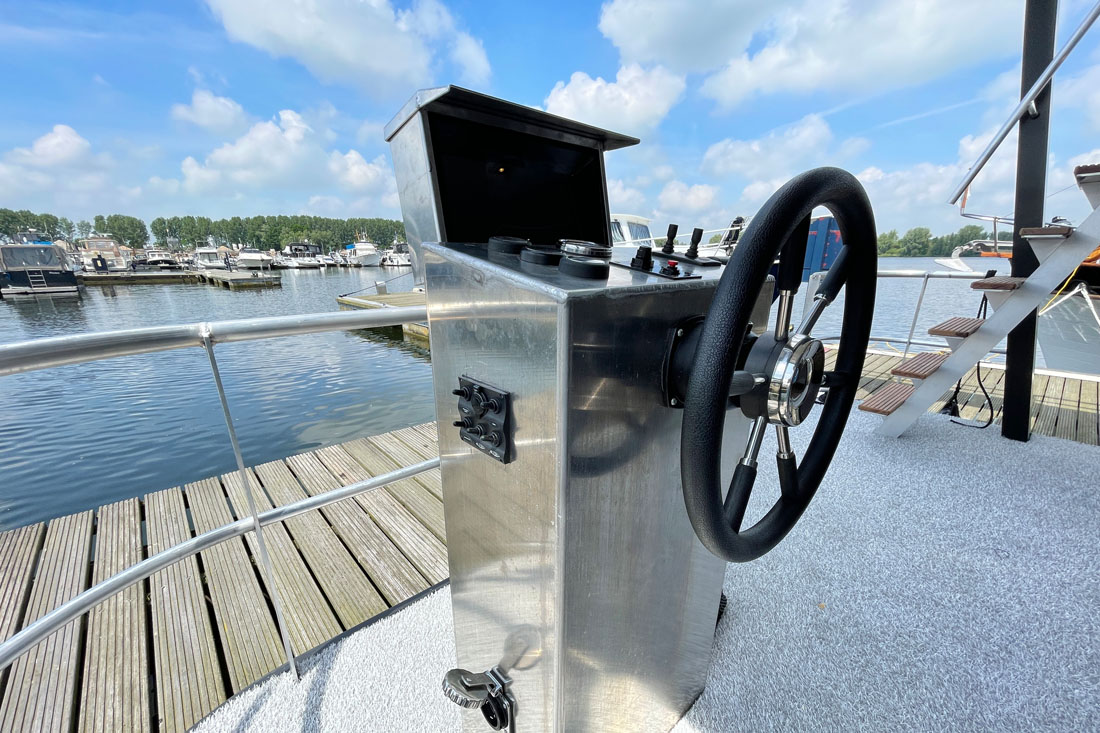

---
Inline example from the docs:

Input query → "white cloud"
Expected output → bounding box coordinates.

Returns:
[450,32,490,86]
[658,180,719,214]
[1061,62,1100,132]
[0,125,127,212]
[328,150,389,191]
[607,178,646,212]
[544,64,684,136]
[8,124,93,167]
[204,0,489,97]
[171,89,249,135]
[168,108,395,212]
[702,115,833,180]
[598,0,1022,111]
[599,0,773,73]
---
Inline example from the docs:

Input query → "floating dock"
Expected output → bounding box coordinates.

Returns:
[196,271,280,289]
[78,271,200,286]
[75,271,280,290]
[336,291,427,341]
[0,353,1095,731]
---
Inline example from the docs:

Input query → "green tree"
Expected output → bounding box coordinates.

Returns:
[76,220,92,239]
[57,217,75,240]
[877,229,900,255]
[103,214,149,248]
[93,215,107,234]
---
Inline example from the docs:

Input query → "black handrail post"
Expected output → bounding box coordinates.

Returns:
[1003,0,1058,441]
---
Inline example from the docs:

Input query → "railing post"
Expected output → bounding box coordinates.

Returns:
[201,332,299,679]
[901,273,931,364]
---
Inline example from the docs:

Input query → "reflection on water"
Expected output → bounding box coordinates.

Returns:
[0,267,430,529]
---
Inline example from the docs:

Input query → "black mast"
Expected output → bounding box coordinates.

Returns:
[1002,0,1058,441]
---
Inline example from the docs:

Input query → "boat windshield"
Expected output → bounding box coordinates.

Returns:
[240,248,261,254]
[627,221,652,242]
[610,221,625,244]
[83,241,122,256]
[1,246,63,269]
[196,251,221,262]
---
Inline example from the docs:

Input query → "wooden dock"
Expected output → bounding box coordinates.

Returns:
[834,347,1099,446]
[335,291,428,341]
[0,423,442,733]
[197,271,280,290]
[78,272,199,286]
[0,352,1095,732]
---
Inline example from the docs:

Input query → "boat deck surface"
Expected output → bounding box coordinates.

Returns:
[0,350,1095,731]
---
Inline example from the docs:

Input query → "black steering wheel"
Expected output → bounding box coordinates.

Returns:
[681,167,877,563]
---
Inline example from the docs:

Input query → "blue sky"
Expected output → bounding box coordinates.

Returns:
[2,0,1099,236]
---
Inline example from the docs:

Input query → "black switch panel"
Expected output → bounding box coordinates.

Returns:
[453,376,512,463]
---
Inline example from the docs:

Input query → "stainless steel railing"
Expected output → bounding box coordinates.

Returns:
[948,1,1100,204]
[0,304,430,677]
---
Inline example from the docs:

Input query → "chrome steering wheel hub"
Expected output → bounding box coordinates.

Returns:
[766,334,825,426]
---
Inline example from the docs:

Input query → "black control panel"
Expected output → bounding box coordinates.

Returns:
[453,376,512,463]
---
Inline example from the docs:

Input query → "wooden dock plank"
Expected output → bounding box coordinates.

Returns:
[0,523,45,645]
[219,470,342,653]
[340,438,446,540]
[1053,378,1082,442]
[0,510,93,733]
[362,432,445,502]
[1076,380,1098,446]
[252,460,386,628]
[284,451,429,606]
[956,366,1006,423]
[184,478,283,693]
[294,451,448,585]
[145,489,225,733]
[78,500,149,733]
[1031,377,1066,437]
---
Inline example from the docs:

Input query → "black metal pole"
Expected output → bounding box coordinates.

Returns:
[1003,0,1058,442]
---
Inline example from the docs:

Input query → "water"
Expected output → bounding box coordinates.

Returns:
[0,266,432,530]
[0,256,1008,530]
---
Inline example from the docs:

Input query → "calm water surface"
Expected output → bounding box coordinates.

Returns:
[0,256,1009,529]
[0,267,430,529]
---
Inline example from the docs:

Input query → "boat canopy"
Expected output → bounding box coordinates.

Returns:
[0,245,65,269]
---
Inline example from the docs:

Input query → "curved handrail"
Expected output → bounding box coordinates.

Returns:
[0,457,438,672]
[0,305,428,377]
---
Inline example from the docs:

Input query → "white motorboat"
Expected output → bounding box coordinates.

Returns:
[348,241,381,267]
[192,248,227,270]
[78,236,130,272]
[284,242,323,268]
[380,241,412,267]
[236,248,274,270]
[144,250,181,270]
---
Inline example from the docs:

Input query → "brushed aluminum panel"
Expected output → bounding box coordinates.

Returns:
[426,243,743,731]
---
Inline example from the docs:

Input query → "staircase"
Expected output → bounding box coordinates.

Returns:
[867,164,1100,437]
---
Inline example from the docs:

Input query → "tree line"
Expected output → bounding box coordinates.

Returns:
[0,208,406,253]
[877,224,1012,257]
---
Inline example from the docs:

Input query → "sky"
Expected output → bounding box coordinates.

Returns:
[2,0,1100,237]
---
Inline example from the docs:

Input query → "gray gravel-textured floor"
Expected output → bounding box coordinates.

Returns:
[195,411,1099,732]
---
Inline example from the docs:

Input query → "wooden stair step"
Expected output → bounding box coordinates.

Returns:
[971,276,1026,291]
[891,351,948,379]
[1019,225,1073,240]
[858,381,914,416]
[928,317,984,338]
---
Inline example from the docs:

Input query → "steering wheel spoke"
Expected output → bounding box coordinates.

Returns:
[723,463,757,532]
